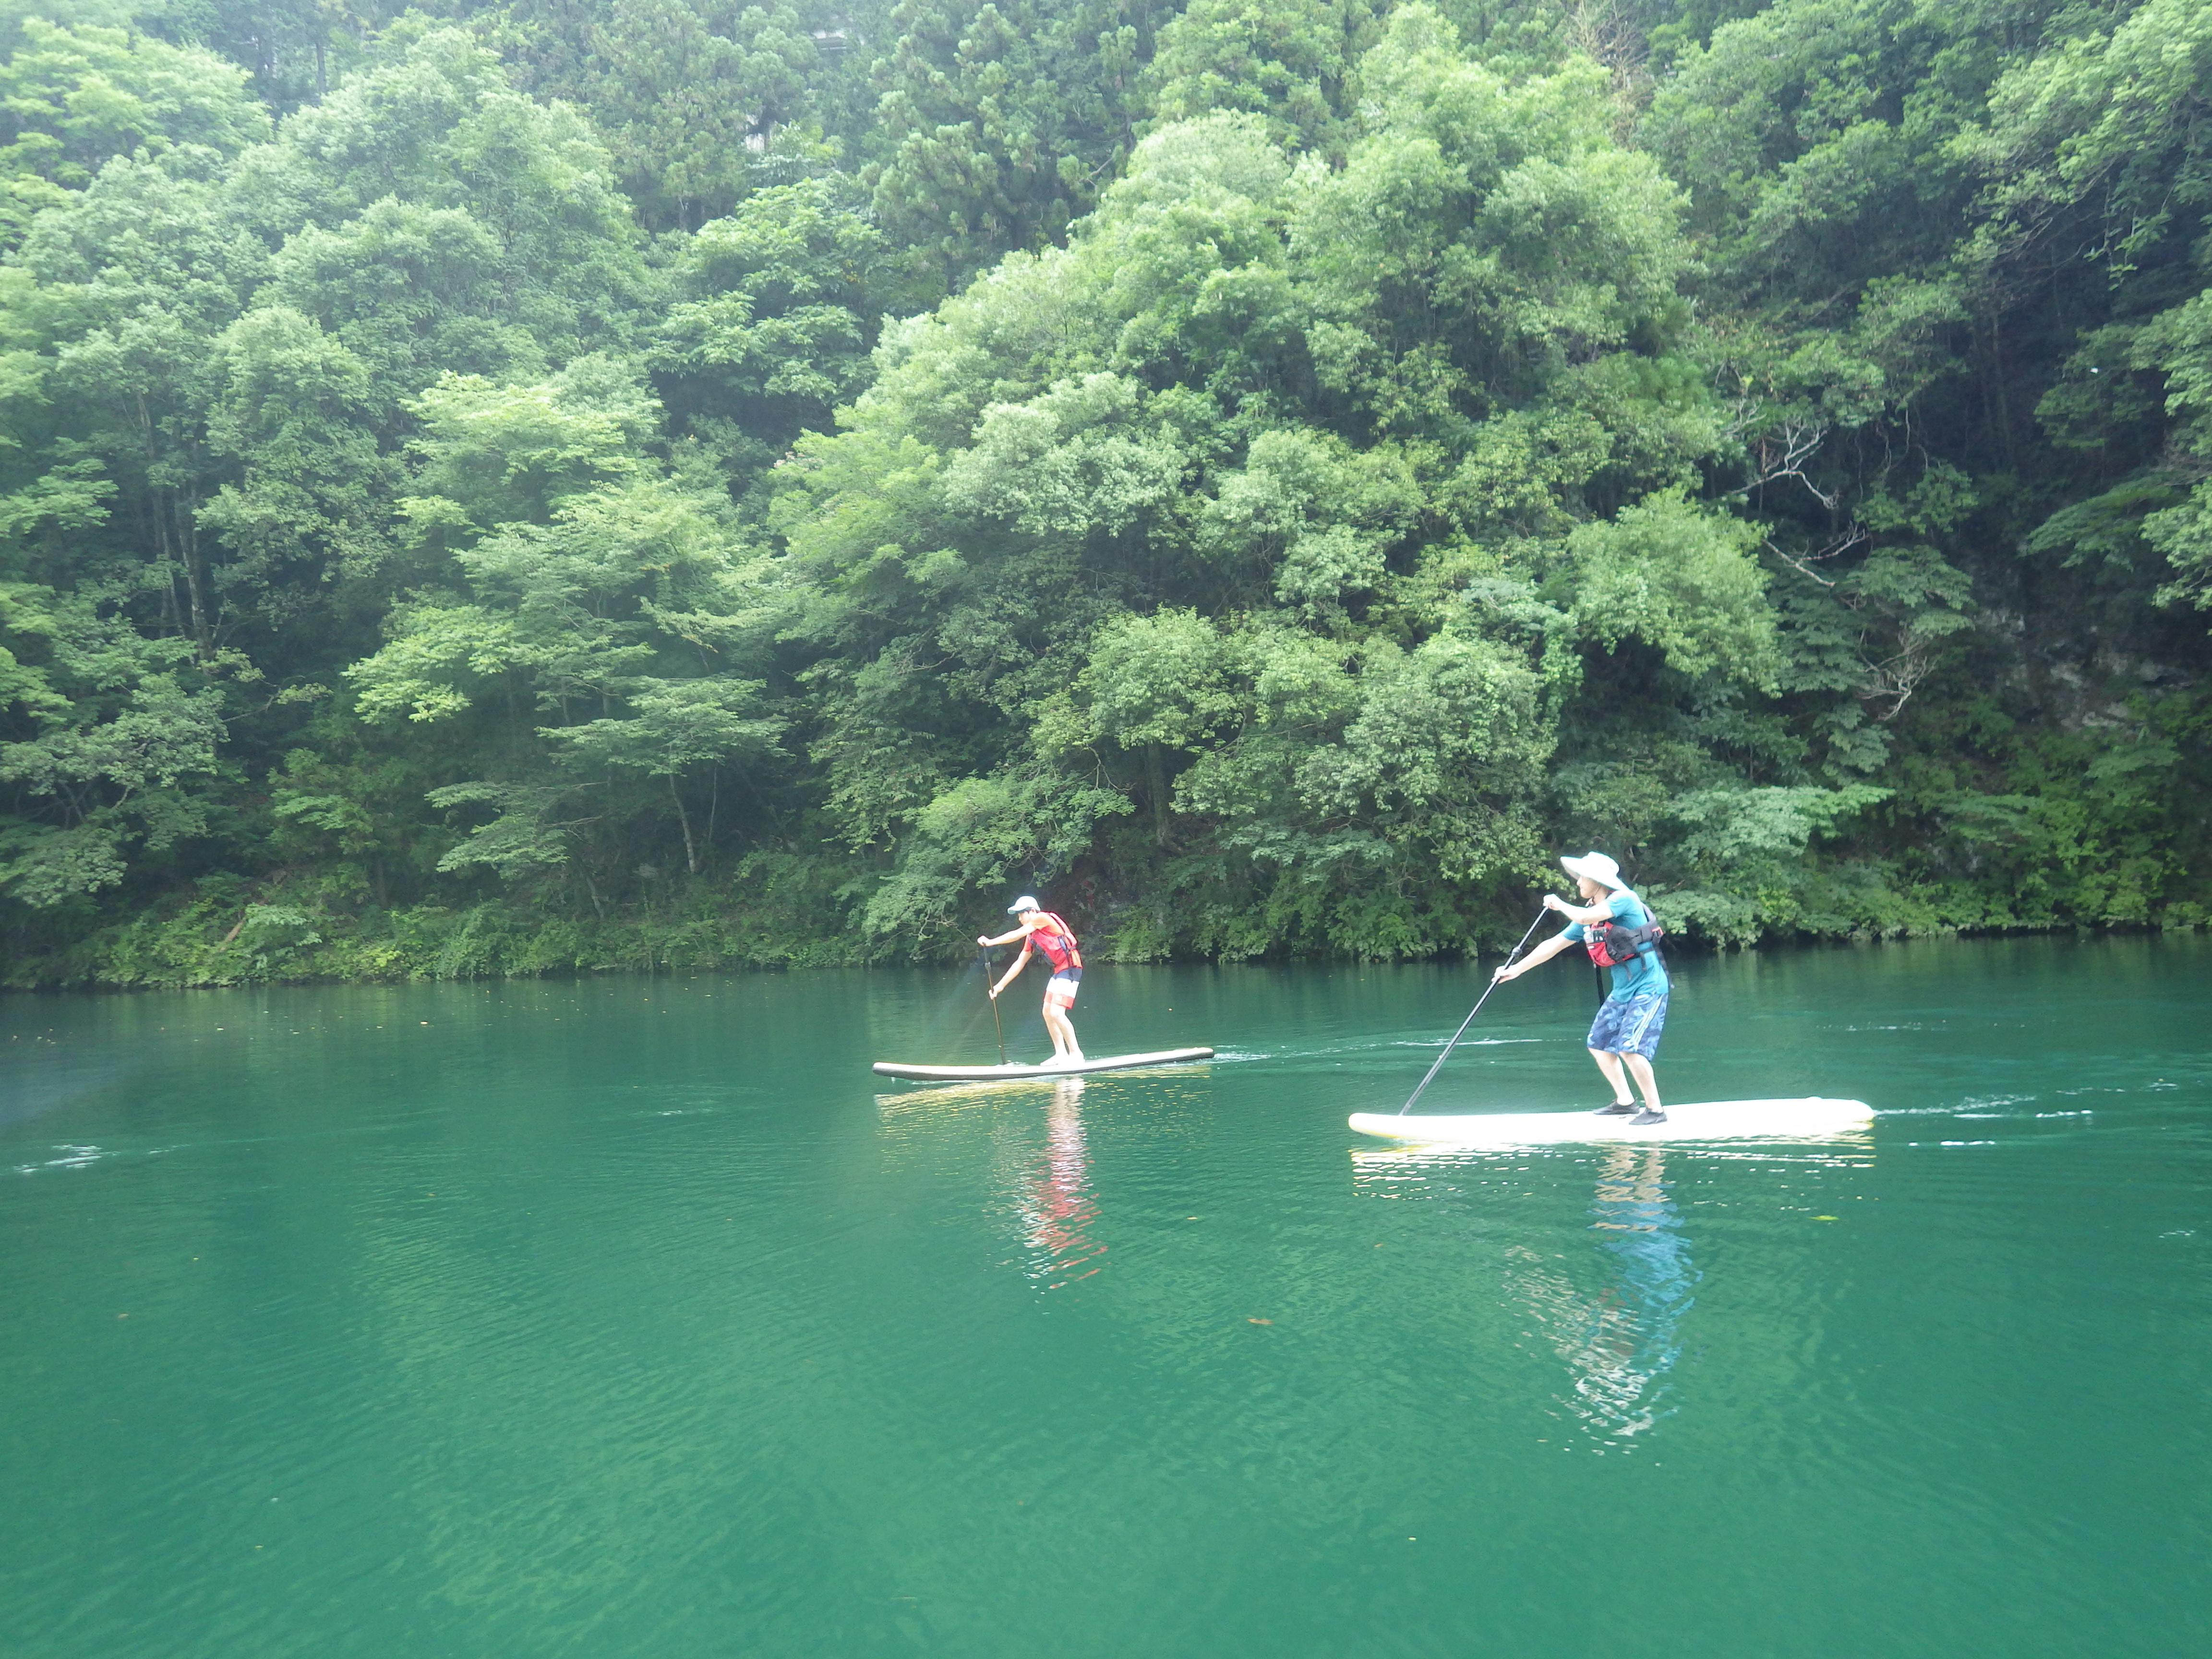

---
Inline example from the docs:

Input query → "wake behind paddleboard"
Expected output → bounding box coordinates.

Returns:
[873,1047,1214,1082]
[1349,1097,1872,1146]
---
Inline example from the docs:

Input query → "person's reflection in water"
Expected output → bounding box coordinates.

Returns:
[1549,1144,1698,1438]
[1017,1078,1105,1289]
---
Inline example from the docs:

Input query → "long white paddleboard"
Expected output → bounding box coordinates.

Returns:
[1349,1097,1872,1146]
[874,1047,1214,1082]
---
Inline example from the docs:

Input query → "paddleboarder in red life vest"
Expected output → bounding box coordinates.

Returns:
[1490,852,1670,1126]
[978,897,1085,1064]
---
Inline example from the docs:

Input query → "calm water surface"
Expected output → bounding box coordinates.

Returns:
[3,937,2207,1657]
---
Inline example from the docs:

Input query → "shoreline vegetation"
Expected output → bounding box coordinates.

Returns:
[3,2,2210,989]
[14,878,2206,991]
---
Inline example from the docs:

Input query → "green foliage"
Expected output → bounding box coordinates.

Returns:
[864,0,1150,294]
[1567,490,1775,685]
[0,18,265,243]
[5,0,2212,987]
[1143,0,1379,152]
[548,0,822,229]
[652,173,889,477]
[0,578,228,906]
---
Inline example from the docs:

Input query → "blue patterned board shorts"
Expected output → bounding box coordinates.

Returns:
[1587,991,1668,1059]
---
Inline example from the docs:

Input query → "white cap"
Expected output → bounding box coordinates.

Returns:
[1559,851,1624,889]
[1008,895,1040,914]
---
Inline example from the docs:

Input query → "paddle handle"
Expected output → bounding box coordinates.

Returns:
[1398,906,1550,1115]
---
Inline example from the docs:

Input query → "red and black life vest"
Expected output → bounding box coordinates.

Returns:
[1027,912,1082,973]
[1585,916,1665,968]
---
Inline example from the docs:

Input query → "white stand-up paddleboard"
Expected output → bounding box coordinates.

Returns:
[1349,1097,1872,1146]
[874,1047,1214,1082]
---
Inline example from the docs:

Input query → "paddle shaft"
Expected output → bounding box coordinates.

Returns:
[980,945,1007,1065]
[1398,907,1550,1115]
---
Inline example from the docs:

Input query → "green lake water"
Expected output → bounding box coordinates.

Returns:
[3,936,2208,1657]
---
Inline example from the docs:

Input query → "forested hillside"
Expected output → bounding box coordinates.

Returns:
[0,0,2207,984]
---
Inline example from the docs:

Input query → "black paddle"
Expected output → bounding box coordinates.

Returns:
[980,944,1007,1066]
[1397,907,1551,1116]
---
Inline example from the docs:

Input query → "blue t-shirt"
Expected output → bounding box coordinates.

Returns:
[1563,889,1669,1003]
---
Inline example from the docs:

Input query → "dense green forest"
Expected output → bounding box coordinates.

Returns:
[0,0,2206,984]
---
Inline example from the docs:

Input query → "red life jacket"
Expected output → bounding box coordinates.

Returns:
[1586,917,1665,968]
[1027,913,1082,973]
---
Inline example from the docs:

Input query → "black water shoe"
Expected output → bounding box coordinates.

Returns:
[1593,1101,1637,1116]
[1629,1106,1668,1127]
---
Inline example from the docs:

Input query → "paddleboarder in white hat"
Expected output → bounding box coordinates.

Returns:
[979,897,1085,1064]
[1490,852,1670,1125]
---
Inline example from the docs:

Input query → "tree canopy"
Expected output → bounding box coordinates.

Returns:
[1,0,2207,985]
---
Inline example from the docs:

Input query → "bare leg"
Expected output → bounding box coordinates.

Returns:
[1619,1052,1661,1112]
[1043,1004,1083,1061]
[1588,1047,1634,1104]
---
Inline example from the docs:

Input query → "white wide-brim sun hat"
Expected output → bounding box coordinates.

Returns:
[1559,851,1623,889]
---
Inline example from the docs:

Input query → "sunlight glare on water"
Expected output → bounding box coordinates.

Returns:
[2,936,2208,1657]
